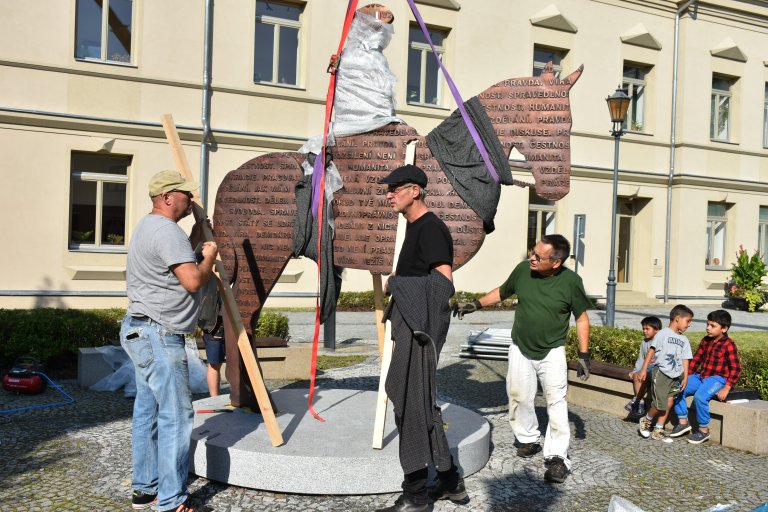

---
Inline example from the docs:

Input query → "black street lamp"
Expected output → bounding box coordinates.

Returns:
[605,87,630,327]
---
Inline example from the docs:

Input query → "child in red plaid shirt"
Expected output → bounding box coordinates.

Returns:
[669,309,742,444]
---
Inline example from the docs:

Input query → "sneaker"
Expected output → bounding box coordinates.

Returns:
[516,442,542,458]
[624,399,636,412]
[131,490,157,510]
[544,456,569,483]
[428,476,468,502]
[688,430,711,444]
[650,428,673,444]
[638,417,652,438]
[669,423,692,438]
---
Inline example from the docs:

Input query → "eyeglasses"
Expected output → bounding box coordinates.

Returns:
[530,250,557,262]
[169,189,193,198]
[386,183,414,195]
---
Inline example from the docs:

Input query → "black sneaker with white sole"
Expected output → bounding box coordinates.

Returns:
[688,430,711,444]
[669,423,692,438]
[131,490,157,510]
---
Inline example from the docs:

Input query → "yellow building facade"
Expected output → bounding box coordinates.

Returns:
[1,0,767,309]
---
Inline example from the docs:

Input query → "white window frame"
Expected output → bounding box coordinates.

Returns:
[759,206,768,264]
[527,190,557,250]
[75,0,135,65]
[69,156,129,252]
[622,64,649,133]
[254,2,301,87]
[407,28,446,107]
[705,202,727,269]
[532,45,565,78]
[763,84,768,148]
[711,76,733,142]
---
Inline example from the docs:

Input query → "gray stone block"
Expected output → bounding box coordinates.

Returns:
[78,347,123,388]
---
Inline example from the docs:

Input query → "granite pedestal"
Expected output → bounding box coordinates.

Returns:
[189,388,490,494]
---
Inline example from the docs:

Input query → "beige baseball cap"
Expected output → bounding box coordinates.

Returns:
[148,170,199,197]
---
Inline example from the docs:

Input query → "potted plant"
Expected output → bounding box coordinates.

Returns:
[724,245,768,312]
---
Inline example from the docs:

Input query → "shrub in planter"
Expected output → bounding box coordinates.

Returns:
[254,310,290,339]
[725,245,768,312]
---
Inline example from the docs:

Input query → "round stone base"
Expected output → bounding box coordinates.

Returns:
[190,388,490,494]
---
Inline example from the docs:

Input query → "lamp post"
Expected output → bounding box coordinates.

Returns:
[605,87,630,327]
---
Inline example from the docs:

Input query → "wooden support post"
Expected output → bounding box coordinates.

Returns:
[160,114,284,447]
[371,325,393,450]
[372,143,416,449]
[372,273,386,363]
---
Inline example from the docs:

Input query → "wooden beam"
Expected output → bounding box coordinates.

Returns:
[372,273,386,363]
[160,114,284,447]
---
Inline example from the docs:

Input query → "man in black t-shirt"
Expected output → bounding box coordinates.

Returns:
[376,165,466,512]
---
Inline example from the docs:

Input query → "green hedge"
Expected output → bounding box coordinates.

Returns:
[0,308,291,371]
[335,290,516,311]
[565,326,768,400]
[0,308,124,367]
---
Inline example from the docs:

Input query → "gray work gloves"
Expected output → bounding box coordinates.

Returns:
[452,299,482,320]
[577,350,591,381]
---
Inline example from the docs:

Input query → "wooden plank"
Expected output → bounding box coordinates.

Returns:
[160,114,284,447]
[372,273,386,363]
[371,328,393,450]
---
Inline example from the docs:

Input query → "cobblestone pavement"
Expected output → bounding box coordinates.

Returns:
[1,308,767,512]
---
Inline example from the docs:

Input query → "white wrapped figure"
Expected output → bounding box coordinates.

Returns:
[332,4,401,138]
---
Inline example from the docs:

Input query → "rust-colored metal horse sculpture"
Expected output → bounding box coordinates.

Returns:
[214,65,582,323]
[213,65,582,403]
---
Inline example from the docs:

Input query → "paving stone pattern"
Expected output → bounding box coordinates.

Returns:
[1,307,767,511]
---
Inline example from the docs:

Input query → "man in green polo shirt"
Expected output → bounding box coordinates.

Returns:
[454,234,591,483]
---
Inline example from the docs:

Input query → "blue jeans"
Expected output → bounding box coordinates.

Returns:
[120,315,193,511]
[673,374,726,428]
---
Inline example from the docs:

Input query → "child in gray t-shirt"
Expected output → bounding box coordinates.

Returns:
[625,316,662,417]
[637,305,694,443]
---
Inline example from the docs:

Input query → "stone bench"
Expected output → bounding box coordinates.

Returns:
[566,360,767,454]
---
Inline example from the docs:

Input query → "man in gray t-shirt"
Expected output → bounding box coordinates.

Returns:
[120,170,217,512]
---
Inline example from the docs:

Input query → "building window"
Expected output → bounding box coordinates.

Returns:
[74,0,133,64]
[711,75,734,141]
[407,26,447,106]
[622,64,649,132]
[70,152,130,250]
[532,46,566,78]
[254,1,301,86]
[527,189,556,250]
[763,84,768,148]
[705,202,727,268]
[759,207,768,264]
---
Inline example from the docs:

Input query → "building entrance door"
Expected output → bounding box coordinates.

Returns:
[616,199,635,286]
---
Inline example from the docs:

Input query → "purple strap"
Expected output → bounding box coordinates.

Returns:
[405,0,500,184]
[311,153,324,217]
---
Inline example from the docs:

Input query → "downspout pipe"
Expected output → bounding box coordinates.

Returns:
[664,0,698,303]
[200,0,214,209]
